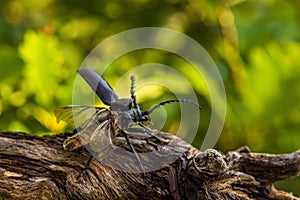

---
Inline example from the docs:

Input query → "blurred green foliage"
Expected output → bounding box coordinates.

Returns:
[0,0,299,195]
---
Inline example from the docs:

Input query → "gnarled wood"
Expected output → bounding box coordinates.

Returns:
[0,131,299,200]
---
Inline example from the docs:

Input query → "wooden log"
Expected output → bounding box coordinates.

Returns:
[0,131,299,200]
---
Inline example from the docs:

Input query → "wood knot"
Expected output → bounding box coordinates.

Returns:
[188,149,228,177]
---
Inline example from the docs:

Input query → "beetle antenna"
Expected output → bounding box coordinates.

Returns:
[130,76,140,110]
[143,99,201,115]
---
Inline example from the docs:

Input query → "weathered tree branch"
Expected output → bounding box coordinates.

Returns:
[0,131,299,200]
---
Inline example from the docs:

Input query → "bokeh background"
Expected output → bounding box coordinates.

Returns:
[0,0,299,195]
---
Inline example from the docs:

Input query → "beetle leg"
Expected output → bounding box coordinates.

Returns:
[77,155,93,179]
[121,130,145,173]
[136,122,167,142]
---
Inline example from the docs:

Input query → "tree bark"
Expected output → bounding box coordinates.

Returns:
[0,131,299,200]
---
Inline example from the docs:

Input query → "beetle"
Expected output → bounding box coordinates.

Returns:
[55,68,201,176]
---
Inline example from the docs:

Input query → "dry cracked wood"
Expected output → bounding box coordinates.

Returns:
[0,131,299,200]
